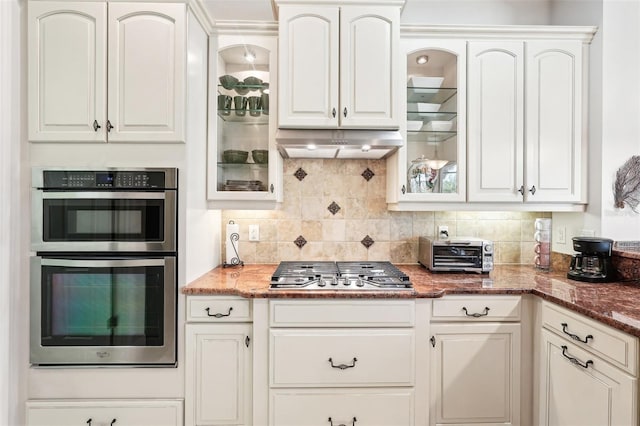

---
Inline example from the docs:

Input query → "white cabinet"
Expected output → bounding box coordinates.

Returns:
[26,399,183,426]
[277,3,400,129]
[467,39,585,204]
[537,301,639,426]
[185,297,253,426]
[207,33,282,206]
[28,2,185,143]
[268,299,421,425]
[430,296,521,426]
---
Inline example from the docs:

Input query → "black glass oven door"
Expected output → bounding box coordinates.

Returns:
[30,257,176,365]
[33,191,176,252]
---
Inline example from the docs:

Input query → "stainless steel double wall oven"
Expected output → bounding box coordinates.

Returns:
[30,168,178,366]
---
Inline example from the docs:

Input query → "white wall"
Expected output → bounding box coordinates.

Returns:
[0,0,26,424]
[401,0,552,25]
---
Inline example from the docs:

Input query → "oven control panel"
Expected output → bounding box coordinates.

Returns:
[41,170,173,189]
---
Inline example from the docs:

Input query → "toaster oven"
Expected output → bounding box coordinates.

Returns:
[418,237,493,273]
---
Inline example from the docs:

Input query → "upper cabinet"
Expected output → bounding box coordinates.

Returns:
[390,39,467,204]
[277,1,402,129]
[468,39,586,204]
[206,33,283,207]
[28,1,185,143]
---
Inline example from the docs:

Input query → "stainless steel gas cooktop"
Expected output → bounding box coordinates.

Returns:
[269,261,413,291]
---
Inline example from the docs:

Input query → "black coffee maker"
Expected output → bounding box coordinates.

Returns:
[567,237,615,282]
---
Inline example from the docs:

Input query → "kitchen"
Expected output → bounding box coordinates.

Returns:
[2,0,640,425]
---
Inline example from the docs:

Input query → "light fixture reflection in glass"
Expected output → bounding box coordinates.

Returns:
[416,55,429,65]
[244,51,256,63]
[427,143,448,170]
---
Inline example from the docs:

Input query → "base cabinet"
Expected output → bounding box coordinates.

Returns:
[270,388,415,426]
[26,399,183,426]
[185,296,253,426]
[538,330,636,426]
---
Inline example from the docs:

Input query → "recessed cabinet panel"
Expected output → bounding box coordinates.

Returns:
[28,2,107,142]
[108,3,185,142]
[467,41,524,202]
[278,6,339,128]
[526,41,583,202]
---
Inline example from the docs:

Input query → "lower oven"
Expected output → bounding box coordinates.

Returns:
[30,256,176,366]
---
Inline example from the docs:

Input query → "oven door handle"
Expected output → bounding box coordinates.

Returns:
[38,257,169,268]
[40,191,168,200]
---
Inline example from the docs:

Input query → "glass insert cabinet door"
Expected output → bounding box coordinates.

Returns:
[208,35,280,203]
[400,40,467,202]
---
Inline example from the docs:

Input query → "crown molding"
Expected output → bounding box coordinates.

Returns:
[401,24,598,43]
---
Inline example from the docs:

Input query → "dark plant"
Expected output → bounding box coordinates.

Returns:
[614,155,640,212]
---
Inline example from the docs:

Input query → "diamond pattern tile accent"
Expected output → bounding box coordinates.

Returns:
[294,167,308,181]
[294,235,307,248]
[361,167,375,181]
[327,201,341,215]
[361,235,375,249]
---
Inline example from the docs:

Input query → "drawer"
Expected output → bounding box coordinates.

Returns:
[432,295,521,321]
[270,299,414,327]
[270,329,415,387]
[26,399,183,426]
[542,301,639,376]
[270,388,414,426]
[187,296,251,322]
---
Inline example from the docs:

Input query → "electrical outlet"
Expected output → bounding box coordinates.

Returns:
[557,226,566,244]
[438,225,449,239]
[249,224,259,241]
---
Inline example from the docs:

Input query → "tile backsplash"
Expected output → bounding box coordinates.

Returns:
[222,159,550,264]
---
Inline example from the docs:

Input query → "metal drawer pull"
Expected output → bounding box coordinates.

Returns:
[205,307,233,318]
[328,417,357,426]
[328,357,357,370]
[110,420,117,426]
[561,345,593,369]
[462,306,490,317]
[86,420,92,425]
[561,323,593,343]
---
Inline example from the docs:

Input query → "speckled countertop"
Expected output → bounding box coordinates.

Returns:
[182,264,640,338]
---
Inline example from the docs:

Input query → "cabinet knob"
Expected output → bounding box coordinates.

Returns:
[343,107,347,118]
[332,108,337,118]
[401,185,406,195]
[86,420,92,426]
[92,120,101,132]
[529,185,537,195]
[106,120,114,132]
[110,420,117,426]
[270,183,274,193]
[518,185,525,196]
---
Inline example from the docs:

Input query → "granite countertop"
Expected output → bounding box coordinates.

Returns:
[182,264,640,338]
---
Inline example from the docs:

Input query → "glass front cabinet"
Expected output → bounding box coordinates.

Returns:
[388,39,466,207]
[207,34,282,206]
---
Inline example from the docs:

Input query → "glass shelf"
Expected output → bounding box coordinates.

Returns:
[407,111,457,122]
[217,110,269,123]
[407,87,457,104]
[217,162,269,169]
[218,83,268,94]
[407,131,457,143]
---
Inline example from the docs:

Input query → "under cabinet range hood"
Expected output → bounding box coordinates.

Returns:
[276,129,403,159]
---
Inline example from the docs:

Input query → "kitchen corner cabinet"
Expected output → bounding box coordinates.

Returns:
[430,296,521,426]
[277,3,401,129]
[26,399,183,426]
[185,297,252,426]
[207,34,282,205]
[389,38,467,204]
[467,40,585,203]
[537,301,638,426]
[28,1,185,143]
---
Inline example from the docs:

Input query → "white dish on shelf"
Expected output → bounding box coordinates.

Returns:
[424,120,453,131]
[408,76,444,89]
[416,103,441,113]
[407,121,423,131]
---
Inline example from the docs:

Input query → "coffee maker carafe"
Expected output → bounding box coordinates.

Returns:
[567,237,615,282]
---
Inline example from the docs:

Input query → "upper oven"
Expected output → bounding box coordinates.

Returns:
[31,168,177,253]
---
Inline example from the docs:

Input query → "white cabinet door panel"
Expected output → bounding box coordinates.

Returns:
[539,330,637,426]
[28,2,107,142]
[278,6,339,128]
[340,7,399,128]
[526,41,584,202]
[108,3,185,142]
[468,41,524,203]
